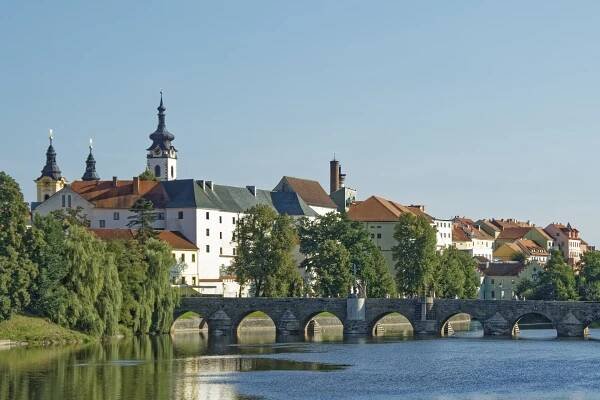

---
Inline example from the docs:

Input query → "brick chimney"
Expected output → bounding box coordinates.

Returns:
[112,176,118,188]
[330,158,340,195]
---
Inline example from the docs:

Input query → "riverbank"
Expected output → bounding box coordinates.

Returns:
[0,315,92,347]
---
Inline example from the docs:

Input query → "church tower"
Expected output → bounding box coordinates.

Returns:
[35,129,66,202]
[81,138,100,181]
[147,92,177,181]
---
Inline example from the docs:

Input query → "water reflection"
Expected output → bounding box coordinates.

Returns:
[6,325,600,400]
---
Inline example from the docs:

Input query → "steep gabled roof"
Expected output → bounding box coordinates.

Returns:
[90,229,197,250]
[273,176,337,209]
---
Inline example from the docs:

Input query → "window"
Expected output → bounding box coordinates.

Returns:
[206,228,210,236]
[233,248,236,256]
[170,166,174,178]
[371,233,375,239]
[67,195,72,208]
[180,254,185,262]
[157,212,165,220]
[491,290,495,299]
[154,165,161,178]
[220,247,223,255]
[376,233,382,239]
[113,212,120,220]
[99,220,106,228]
[62,195,66,207]
[191,254,196,262]
[205,245,210,253]
[44,194,50,200]
[491,279,495,284]
[181,276,186,284]
[232,217,236,224]
[219,232,223,239]
[178,211,183,220]
[192,277,196,286]
[219,216,222,223]
[206,212,210,220]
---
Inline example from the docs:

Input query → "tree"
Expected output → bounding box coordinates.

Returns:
[144,238,178,333]
[127,198,158,242]
[27,221,122,335]
[578,251,600,301]
[0,172,37,320]
[298,213,396,298]
[138,168,157,181]
[229,204,301,297]
[310,240,353,297]
[107,239,152,334]
[516,251,578,301]
[392,213,438,297]
[436,247,479,299]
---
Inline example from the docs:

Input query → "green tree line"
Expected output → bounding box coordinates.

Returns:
[515,249,600,301]
[0,172,177,336]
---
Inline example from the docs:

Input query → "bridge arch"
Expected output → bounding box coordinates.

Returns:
[511,312,557,338]
[303,311,344,340]
[236,310,277,344]
[171,310,209,333]
[369,312,414,337]
[439,312,483,337]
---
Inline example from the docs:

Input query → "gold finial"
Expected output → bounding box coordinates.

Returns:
[49,128,54,144]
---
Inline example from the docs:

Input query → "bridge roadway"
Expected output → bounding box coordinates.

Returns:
[173,297,600,338]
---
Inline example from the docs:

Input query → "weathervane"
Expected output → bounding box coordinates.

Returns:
[89,137,93,150]
[49,128,54,144]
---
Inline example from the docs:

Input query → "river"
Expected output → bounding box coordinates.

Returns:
[2,329,600,400]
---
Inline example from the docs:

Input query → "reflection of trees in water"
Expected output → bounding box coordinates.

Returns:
[0,334,346,400]
[0,336,174,400]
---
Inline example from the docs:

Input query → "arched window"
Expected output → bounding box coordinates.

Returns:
[154,165,161,178]
[44,194,50,200]
[170,166,174,178]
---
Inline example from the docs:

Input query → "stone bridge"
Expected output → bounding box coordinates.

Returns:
[173,297,600,338]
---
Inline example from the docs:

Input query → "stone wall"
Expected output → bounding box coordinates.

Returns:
[174,297,600,338]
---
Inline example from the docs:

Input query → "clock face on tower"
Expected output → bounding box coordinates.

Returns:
[153,148,161,156]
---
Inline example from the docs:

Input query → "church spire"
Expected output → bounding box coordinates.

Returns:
[38,129,62,180]
[82,138,100,181]
[147,91,175,151]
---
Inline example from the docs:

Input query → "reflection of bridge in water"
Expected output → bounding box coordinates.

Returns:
[174,297,600,338]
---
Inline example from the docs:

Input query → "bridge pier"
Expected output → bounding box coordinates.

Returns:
[277,310,301,336]
[207,310,233,337]
[482,312,512,337]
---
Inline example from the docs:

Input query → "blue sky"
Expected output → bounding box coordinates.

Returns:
[3,1,600,243]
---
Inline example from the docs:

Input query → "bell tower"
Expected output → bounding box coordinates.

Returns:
[146,92,177,181]
[81,138,100,181]
[35,129,67,202]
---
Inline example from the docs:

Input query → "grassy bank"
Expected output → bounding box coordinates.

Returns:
[0,315,92,346]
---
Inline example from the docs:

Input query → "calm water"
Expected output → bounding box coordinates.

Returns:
[3,330,600,400]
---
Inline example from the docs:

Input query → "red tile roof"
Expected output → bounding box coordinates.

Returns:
[452,226,471,242]
[276,177,337,209]
[89,229,197,250]
[347,196,433,222]
[497,227,532,241]
[70,180,167,209]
